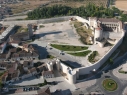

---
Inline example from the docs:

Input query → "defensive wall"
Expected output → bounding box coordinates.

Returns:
[1,16,76,25]
[1,16,126,83]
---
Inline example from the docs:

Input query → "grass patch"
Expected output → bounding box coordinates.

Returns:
[38,79,47,87]
[68,50,91,56]
[47,55,55,59]
[118,70,127,74]
[102,79,117,91]
[0,71,6,88]
[72,21,83,28]
[118,68,127,74]
[51,44,88,51]
[16,26,28,33]
[40,25,45,28]
[88,51,98,63]
[16,19,24,21]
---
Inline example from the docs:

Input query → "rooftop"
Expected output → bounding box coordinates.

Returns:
[29,67,37,73]
[0,25,15,39]
[37,87,50,95]
[23,61,32,67]
[42,71,53,76]
[98,18,120,23]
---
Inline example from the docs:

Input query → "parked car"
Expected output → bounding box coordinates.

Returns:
[23,88,27,91]
[105,76,110,78]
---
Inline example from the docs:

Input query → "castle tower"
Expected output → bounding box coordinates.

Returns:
[67,69,76,84]
[56,59,60,71]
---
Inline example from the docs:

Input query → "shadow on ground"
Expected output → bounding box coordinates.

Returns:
[36,31,62,38]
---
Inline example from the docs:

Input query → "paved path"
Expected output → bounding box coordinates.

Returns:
[73,52,127,95]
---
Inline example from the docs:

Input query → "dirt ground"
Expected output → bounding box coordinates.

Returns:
[7,0,50,14]
[7,0,108,14]
[47,0,108,8]
[115,1,127,11]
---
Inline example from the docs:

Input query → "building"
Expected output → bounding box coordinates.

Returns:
[42,71,54,79]
[37,87,51,95]
[0,25,15,43]
[9,24,33,42]
[0,44,39,62]
[37,64,48,73]
[88,17,125,47]
[0,42,7,54]
[1,62,20,84]
[0,62,8,69]
[23,61,33,71]
[29,67,37,76]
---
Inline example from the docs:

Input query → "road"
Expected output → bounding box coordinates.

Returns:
[30,38,127,95]
[4,15,27,21]
[31,40,82,68]
[75,52,127,95]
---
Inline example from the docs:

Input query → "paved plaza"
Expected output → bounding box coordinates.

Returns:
[12,76,44,86]
[46,71,76,92]
[36,21,82,45]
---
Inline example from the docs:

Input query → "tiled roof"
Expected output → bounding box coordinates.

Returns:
[37,64,47,72]
[9,48,17,53]
[11,70,19,79]
[23,61,32,67]
[7,62,17,73]
[37,87,50,95]
[42,71,53,76]
[0,72,8,82]
[6,70,19,81]
[98,18,120,23]
[29,67,37,73]
[0,62,8,68]
[0,54,6,59]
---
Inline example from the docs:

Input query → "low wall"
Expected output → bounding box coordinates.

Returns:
[75,16,89,24]
[2,16,76,25]
[2,16,90,25]
[77,31,125,75]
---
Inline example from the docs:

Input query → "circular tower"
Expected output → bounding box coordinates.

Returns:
[56,59,60,71]
[67,69,76,84]
[94,27,103,43]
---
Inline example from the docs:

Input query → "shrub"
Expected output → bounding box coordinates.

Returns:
[88,51,98,63]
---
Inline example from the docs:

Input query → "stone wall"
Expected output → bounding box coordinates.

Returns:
[77,31,125,75]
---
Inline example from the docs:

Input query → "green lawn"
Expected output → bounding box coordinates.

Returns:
[50,44,88,51]
[73,21,83,28]
[118,69,127,74]
[68,50,91,56]
[40,25,45,28]
[103,79,117,91]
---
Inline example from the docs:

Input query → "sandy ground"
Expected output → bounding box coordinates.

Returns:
[115,1,127,11]
[37,21,83,45]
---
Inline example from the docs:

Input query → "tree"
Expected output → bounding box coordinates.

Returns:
[27,4,127,21]
[109,58,114,64]
[0,81,2,88]
[44,79,47,84]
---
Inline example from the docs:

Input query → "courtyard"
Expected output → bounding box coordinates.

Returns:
[34,20,123,67]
